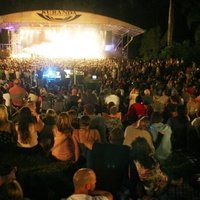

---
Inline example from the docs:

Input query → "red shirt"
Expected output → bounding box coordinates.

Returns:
[9,85,27,107]
[127,103,147,122]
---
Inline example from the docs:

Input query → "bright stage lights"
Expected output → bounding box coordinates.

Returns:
[11,26,106,59]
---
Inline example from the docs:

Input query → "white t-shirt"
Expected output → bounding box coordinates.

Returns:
[65,194,108,200]
[3,93,10,107]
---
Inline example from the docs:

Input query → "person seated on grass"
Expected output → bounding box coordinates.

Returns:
[51,112,79,162]
[15,106,43,155]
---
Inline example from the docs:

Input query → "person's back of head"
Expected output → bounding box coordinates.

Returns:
[135,95,143,103]
[71,168,113,200]
[107,102,115,112]
[45,108,57,118]
[56,112,73,134]
[144,89,151,96]
[150,111,163,123]
[177,104,188,121]
[0,180,23,200]
[84,104,95,115]
[130,137,154,169]
[67,109,78,120]
[13,79,21,86]
[170,95,180,104]
[109,127,124,144]
[73,168,96,192]
[109,105,118,115]
[177,104,187,116]
[80,115,90,128]
[71,88,78,96]
[18,106,34,124]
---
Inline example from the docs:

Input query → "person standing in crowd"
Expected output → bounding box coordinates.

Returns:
[65,168,113,200]
[9,79,27,109]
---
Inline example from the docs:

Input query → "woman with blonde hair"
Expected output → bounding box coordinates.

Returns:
[0,104,16,152]
[51,112,79,162]
[129,87,139,107]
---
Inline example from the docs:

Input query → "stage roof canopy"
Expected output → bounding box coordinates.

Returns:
[0,10,144,37]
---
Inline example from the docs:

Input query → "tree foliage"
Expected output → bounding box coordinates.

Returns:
[139,26,161,60]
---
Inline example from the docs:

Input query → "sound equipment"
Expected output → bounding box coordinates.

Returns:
[0,29,10,44]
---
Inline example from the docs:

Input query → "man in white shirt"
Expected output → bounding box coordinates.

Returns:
[65,168,113,200]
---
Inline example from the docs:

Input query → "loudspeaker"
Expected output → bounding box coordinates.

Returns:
[105,31,112,44]
[1,29,10,44]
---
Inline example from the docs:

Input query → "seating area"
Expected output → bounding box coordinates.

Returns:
[0,57,200,199]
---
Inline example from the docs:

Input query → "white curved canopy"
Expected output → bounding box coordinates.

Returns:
[0,10,144,37]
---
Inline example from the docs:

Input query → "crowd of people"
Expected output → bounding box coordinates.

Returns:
[0,56,200,199]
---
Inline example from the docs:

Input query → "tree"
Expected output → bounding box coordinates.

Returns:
[167,0,174,46]
[139,26,161,60]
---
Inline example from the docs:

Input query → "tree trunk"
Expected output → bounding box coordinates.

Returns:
[167,0,174,46]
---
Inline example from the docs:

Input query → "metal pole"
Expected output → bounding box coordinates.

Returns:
[73,65,76,85]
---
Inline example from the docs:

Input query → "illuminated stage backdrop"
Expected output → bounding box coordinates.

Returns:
[11,26,106,59]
